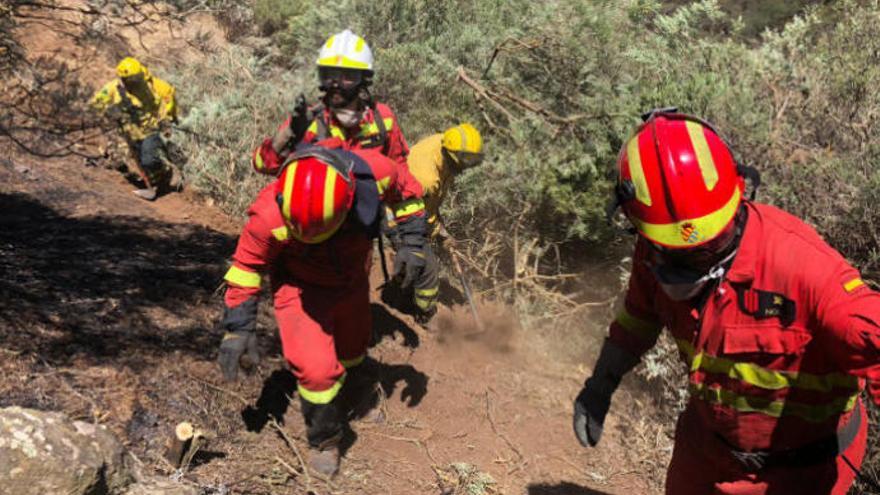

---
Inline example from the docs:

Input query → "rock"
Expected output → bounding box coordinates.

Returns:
[0,406,198,495]
[0,406,132,494]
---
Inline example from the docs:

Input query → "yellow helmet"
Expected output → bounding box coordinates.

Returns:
[316,29,374,71]
[116,57,145,78]
[442,123,484,168]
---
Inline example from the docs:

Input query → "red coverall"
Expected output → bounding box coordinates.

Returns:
[252,103,409,176]
[610,202,880,495]
[223,147,424,409]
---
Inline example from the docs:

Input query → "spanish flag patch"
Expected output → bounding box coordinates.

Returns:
[844,278,865,293]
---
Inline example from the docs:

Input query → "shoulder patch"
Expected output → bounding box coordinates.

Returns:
[735,287,796,327]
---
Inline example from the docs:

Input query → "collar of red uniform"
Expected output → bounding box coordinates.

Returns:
[725,202,760,283]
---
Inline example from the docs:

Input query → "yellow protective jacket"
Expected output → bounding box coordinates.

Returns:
[406,133,454,236]
[90,73,177,141]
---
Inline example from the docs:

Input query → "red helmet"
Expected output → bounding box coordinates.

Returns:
[275,153,355,243]
[615,111,744,249]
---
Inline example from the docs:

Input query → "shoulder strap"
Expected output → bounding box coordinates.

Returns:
[371,104,389,155]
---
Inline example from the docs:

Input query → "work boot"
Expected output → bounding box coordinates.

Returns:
[308,442,341,477]
[301,398,343,477]
[341,358,384,423]
[132,187,157,201]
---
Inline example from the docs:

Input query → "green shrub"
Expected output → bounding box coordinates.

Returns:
[252,0,307,36]
[164,46,310,215]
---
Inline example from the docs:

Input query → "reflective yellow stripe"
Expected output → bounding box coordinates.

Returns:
[224,266,261,288]
[328,125,346,139]
[317,56,370,70]
[376,176,391,195]
[416,287,439,297]
[685,120,719,191]
[459,126,469,151]
[690,382,858,423]
[323,167,338,224]
[298,374,345,404]
[281,161,297,221]
[253,148,265,171]
[271,226,289,241]
[615,308,662,339]
[340,355,365,368]
[307,121,319,134]
[844,278,865,293]
[626,135,652,206]
[415,297,434,310]
[632,186,741,247]
[393,198,425,218]
[677,340,860,393]
[354,37,365,52]
[359,118,395,137]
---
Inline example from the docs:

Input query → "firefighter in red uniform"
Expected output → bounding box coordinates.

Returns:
[573,109,880,494]
[216,139,433,476]
[252,29,409,176]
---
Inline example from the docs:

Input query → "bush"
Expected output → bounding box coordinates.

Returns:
[165,46,310,215]
[252,0,306,36]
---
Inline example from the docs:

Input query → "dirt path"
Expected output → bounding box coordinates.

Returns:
[0,142,655,495]
[1,4,658,494]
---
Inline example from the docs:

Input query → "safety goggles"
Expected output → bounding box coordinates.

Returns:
[449,151,484,168]
[318,67,365,91]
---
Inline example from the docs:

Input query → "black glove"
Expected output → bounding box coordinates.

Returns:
[391,215,429,289]
[573,340,640,447]
[289,93,312,143]
[217,299,259,382]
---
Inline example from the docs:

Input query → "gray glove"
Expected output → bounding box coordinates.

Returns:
[573,340,640,447]
[393,245,426,289]
[217,298,259,381]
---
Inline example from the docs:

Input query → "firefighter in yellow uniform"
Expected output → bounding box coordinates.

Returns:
[399,123,484,318]
[91,57,178,200]
[407,123,484,238]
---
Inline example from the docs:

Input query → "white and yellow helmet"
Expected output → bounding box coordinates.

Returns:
[316,29,374,71]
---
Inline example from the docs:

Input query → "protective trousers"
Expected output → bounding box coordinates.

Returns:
[272,275,371,446]
[131,133,168,187]
[665,402,867,495]
[413,246,439,315]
